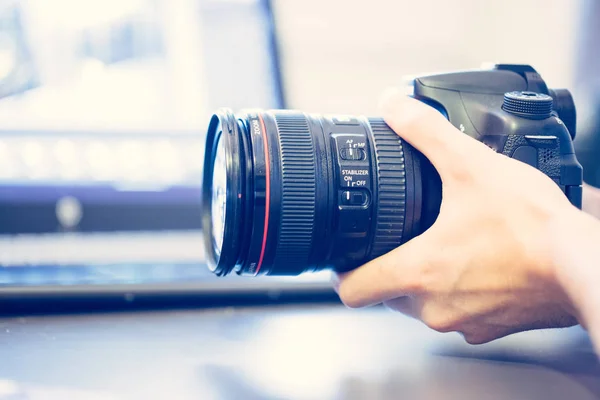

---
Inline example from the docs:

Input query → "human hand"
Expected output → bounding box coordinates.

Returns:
[335,89,581,344]
[582,182,600,219]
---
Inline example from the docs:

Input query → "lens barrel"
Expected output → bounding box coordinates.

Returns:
[202,109,442,276]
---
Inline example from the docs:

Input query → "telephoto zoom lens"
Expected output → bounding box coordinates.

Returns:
[202,109,442,276]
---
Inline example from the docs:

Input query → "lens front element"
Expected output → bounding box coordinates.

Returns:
[202,111,247,276]
[211,135,228,257]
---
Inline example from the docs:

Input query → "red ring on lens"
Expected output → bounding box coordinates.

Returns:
[255,114,270,275]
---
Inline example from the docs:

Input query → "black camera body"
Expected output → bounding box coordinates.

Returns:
[202,64,583,277]
[411,63,582,208]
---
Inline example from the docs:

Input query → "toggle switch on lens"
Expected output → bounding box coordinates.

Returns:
[340,190,369,206]
[340,147,365,161]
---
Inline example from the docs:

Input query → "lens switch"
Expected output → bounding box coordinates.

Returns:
[340,147,365,161]
[340,190,369,206]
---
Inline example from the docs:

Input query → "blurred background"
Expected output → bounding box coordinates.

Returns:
[0,2,599,398]
[0,0,597,291]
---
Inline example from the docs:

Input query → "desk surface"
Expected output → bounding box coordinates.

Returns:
[0,304,598,400]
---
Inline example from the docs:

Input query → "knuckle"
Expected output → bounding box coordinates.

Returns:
[401,273,427,295]
[462,333,492,345]
[427,318,456,333]
[422,312,458,333]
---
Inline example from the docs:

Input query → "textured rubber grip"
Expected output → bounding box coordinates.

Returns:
[272,114,316,268]
[369,118,407,258]
[502,134,561,178]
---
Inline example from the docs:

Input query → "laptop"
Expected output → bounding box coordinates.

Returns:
[0,0,333,305]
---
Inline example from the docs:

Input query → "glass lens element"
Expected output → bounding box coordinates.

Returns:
[211,135,227,256]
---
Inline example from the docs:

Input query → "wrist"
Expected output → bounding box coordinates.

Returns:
[546,207,600,325]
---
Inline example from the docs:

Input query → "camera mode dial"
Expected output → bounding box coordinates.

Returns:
[502,91,553,120]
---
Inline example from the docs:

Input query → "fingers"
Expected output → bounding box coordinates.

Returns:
[379,88,493,175]
[383,296,417,317]
[336,232,434,308]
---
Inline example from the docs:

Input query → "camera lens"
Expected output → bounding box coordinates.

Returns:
[202,109,442,276]
[210,135,228,257]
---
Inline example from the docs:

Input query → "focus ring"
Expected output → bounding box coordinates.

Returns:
[272,113,316,269]
[369,118,407,258]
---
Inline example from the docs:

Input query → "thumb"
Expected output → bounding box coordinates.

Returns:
[378,88,492,174]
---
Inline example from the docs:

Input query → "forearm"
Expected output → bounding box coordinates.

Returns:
[550,209,600,352]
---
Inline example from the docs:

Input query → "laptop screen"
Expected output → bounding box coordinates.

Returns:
[0,0,332,289]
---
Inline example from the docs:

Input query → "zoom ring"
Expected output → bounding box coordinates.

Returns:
[273,114,316,268]
[369,118,407,258]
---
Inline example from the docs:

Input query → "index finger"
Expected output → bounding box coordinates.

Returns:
[335,231,435,308]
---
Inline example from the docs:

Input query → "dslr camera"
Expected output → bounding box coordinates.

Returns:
[202,64,582,276]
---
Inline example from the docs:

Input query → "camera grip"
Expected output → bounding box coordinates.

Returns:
[501,134,582,208]
[501,134,561,181]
